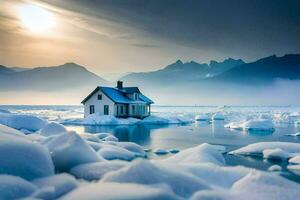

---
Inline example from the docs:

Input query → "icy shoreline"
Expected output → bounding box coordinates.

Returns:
[1,110,300,199]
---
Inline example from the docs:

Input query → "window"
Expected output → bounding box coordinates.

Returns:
[104,105,109,115]
[89,105,95,114]
[121,106,124,114]
[98,94,102,100]
[132,105,135,114]
[133,93,139,100]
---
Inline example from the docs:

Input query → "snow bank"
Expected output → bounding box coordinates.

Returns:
[42,132,102,171]
[0,175,37,200]
[79,133,101,143]
[70,161,127,181]
[195,113,210,121]
[289,155,300,164]
[60,182,181,200]
[0,113,47,131]
[102,159,210,198]
[39,122,67,136]
[225,119,274,131]
[0,132,54,180]
[32,173,78,198]
[164,143,225,166]
[229,142,300,157]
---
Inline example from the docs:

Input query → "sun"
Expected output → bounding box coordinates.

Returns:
[19,5,55,33]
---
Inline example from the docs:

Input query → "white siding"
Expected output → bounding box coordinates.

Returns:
[84,90,115,117]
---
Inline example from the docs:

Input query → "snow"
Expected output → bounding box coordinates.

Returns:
[164,143,225,166]
[94,132,111,139]
[60,182,180,200]
[0,124,26,138]
[70,161,127,181]
[287,165,300,174]
[32,173,78,198]
[0,113,47,131]
[39,122,67,136]
[0,132,54,180]
[225,119,274,131]
[268,165,282,171]
[195,113,209,121]
[285,132,300,137]
[42,132,102,171]
[211,113,225,120]
[103,134,119,142]
[98,145,136,161]
[102,159,210,198]
[79,133,101,143]
[229,142,300,157]
[289,155,300,164]
[263,148,291,160]
[116,142,146,158]
[0,175,37,200]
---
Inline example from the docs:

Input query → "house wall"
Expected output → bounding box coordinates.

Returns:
[128,104,150,118]
[84,90,115,117]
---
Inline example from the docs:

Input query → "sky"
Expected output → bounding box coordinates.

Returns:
[0,0,299,75]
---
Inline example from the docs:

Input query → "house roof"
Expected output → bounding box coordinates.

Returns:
[81,86,154,104]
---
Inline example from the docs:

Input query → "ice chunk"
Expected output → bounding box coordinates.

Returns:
[211,113,225,120]
[268,165,282,171]
[164,143,225,166]
[70,161,127,181]
[98,145,136,161]
[285,132,300,137]
[39,122,67,136]
[0,133,54,180]
[287,165,300,175]
[0,175,37,200]
[60,182,181,200]
[289,155,300,164]
[195,113,209,121]
[103,134,119,142]
[0,113,47,131]
[0,124,26,139]
[225,119,274,131]
[32,173,78,198]
[43,132,102,171]
[263,148,291,160]
[94,132,111,139]
[102,159,210,198]
[116,142,146,158]
[231,171,300,200]
[153,148,168,155]
[79,133,101,143]
[169,149,180,154]
[229,142,300,157]
[141,115,191,125]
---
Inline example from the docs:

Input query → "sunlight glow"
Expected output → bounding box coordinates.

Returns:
[19,4,55,33]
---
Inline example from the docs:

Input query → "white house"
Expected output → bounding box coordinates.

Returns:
[81,81,154,118]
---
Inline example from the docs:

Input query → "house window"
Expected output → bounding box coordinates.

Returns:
[133,93,139,100]
[104,105,109,115]
[132,105,135,114]
[121,106,124,114]
[89,105,95,114]
[98,94,102,100]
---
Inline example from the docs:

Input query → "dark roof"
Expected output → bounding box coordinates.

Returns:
[81,86,154,104]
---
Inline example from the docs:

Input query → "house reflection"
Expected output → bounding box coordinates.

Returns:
[84,124,168,146]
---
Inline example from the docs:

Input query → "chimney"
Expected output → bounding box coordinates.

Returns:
[117,81,123,89]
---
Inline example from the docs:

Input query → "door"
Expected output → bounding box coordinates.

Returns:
[104,105,109,115]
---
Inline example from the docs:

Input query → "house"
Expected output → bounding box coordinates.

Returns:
[81,81,154,118]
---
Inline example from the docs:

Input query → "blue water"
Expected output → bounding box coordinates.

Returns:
[2,105,300,182]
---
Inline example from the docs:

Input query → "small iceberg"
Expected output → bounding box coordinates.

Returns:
[195,113,209,121]
[225,119,274,132]
[211,113,225,120]
[153,148,168,155]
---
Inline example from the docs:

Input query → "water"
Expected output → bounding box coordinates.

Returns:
[2,105,300,182]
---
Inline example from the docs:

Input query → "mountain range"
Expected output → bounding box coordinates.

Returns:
[1,54,300,104]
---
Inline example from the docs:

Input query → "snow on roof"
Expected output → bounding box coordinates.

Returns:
[81,86,154,104]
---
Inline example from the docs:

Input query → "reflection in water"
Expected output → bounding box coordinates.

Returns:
[83,124,170,146]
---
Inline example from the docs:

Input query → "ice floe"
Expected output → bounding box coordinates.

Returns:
[211,113,225,120]
[195,113,210,121]
[225,119,274,131]
[263,148,291,160]
[229,142,300,157]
